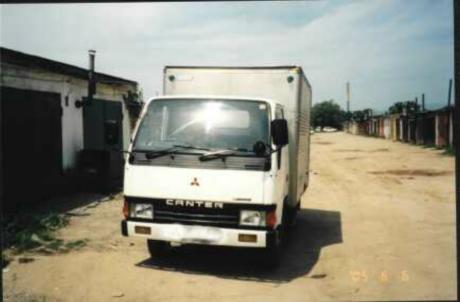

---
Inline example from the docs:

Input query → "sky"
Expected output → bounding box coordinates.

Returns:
[0,0,454,112]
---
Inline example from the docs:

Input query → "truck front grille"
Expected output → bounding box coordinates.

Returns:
[153,205,240,227]
[124,196,276,230]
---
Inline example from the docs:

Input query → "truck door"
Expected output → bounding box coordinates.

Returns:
[274,106,289,205]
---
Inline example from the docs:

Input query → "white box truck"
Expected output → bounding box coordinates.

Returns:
[121,66,311,265]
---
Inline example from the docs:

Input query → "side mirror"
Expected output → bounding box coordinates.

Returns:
[271,119,289,146]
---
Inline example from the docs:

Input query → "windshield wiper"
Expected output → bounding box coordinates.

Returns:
[132,144,211,160]
[198,149,238,162]
[131,147,178,160]
[198,146,261,161]
[172,144,211,151]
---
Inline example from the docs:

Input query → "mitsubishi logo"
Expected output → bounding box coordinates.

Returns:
[190,177,200,186]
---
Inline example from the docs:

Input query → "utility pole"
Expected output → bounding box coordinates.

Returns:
[88,49,96,104]
[421,93,425,111]
[346,82,350,113]
[447,78,453,147]
[448,78,453,107]
[453,0,459,286]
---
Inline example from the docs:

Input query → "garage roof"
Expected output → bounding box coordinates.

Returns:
[0,47,137,85]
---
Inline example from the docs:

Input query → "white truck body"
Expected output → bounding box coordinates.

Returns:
[122,66,311,259]
[164,66,312,206]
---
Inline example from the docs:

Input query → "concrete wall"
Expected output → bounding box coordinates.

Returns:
[435,110,453,147]
[391,115,398,141]
[1,62,136,171]
[383,117,391,139]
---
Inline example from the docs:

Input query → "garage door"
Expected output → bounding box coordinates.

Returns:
[1,86,62,209]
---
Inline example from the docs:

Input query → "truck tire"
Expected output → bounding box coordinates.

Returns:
[284,202,300,230]
[289,202,300,229]
[261,230,282,268]
[147,240,170,258]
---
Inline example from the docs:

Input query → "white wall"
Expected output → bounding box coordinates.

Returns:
[383,118,391,139]
[1,63,136,172]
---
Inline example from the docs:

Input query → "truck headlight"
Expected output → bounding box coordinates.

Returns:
[130,203,154,219]
[239,210,266,226]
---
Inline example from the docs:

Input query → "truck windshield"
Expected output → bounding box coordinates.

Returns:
[133,99,270,153]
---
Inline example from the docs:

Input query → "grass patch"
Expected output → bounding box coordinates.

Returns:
[65,239,87,250]
[45,239,64,251]
[443,145,455,156]
[3,211,88,257]
[3,212,69,253]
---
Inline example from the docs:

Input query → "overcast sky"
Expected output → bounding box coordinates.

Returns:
[0,1,454,112]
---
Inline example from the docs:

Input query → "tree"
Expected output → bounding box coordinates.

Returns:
[388,101,420,115]
[123,90,143,129]
[351,110,366,122]
[311,100,346,130]
[388,102,405,114]
[343,111,353,121]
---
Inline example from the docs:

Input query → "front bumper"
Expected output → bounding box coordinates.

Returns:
[121,220,276,248]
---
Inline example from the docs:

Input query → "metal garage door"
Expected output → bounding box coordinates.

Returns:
[83,98,123,151]
[1,86,62,209]
[81,98,124,191]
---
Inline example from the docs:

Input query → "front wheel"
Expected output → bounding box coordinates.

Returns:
[147,240,170,258]
[283,202,299,230]
[261,230,282,268]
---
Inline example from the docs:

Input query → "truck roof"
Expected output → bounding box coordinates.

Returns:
[163,65,310,88]
[164,65,304,73]
[147,95,280,106]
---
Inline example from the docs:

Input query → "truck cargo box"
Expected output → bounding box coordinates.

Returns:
[163,66,312,207]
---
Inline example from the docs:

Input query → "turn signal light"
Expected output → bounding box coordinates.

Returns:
[266,211,277,228]
[123,199,129,219]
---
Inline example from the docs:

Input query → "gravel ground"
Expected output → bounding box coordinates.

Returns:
[3,132,456,301]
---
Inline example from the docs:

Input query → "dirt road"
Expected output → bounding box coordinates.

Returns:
[3,132,456,301]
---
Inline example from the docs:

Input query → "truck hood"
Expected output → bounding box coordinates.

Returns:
[124,165,265,204]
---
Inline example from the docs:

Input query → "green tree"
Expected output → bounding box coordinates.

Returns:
[388,101,420,115]
[351,110,366,122]
[388,102,405,114]
[311,100,346,130]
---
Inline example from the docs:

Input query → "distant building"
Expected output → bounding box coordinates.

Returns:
[344,106,454,150]
[1,47,141,208]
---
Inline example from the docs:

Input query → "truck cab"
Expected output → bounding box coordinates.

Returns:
[121,95,290,264]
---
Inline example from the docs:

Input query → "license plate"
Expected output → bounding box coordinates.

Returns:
[135,226,151,235]
[162,225,222,243]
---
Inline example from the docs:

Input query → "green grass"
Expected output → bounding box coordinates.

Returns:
[64,239,87,250]
[3,211,87,255]
[443,145,455,156]
[3,212,68,252]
